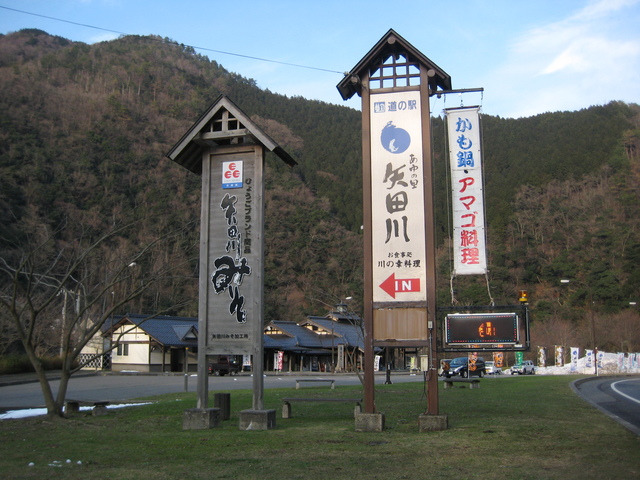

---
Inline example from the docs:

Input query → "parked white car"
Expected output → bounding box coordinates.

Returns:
[485,361,502,375]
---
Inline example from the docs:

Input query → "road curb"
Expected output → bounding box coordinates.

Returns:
[571,376,640,436]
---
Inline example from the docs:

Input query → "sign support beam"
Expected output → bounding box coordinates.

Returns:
[421,67,439,415]
[360,70,375,414]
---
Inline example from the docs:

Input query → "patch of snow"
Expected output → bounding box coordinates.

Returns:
[531,351,638,375]
[0,402,152,420]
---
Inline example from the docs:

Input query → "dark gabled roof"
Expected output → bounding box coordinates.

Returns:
[101,315,119,334]
[109,313,198,348]
[265,321,324,348]
[264,332,313,353]
[264,319,365,353]
[337,29,451,100]
[302,317,364,350]
[167,94,296,174]
[325,308,362,323]
[172,324,197,342]
[105,312,364,352]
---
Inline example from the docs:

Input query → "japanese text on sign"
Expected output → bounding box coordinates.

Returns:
[370,91,427,302]
[445,313,518,345]
[211,192,251,323]
[446,107,487,275]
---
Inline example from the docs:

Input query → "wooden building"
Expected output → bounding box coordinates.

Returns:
[263,305,365,372]
[80,308,368,373]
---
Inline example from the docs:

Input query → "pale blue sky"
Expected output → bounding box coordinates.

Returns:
[1,0,638,118]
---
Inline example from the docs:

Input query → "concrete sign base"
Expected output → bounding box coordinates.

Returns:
[355,412,385,432]
[183,408,222,430]
[239,409,276,430]
[418,414,448,432]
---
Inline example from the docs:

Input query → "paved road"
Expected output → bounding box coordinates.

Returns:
[0,371,425,411]
[572,375,640,436]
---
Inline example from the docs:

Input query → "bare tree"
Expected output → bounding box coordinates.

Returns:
[0,310,19,356]
[530,315,579,353]
[598,309,640,352]
[0,217,196,417]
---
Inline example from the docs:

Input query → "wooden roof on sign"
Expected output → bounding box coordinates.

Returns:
[337,29,452,100]
[167,94,297,174]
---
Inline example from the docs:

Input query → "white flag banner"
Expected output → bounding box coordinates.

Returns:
[446,106,487,275]
[597,350,604,369]
[537,346,546,367]
[585,349,593,368]
[555,346,564,366]
[570,347,579,372]
[618,352,625,372]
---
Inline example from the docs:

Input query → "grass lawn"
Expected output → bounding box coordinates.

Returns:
[0,375,638,479]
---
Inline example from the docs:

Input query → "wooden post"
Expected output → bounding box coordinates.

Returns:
[360,70,376,413]
[420,67,438,415]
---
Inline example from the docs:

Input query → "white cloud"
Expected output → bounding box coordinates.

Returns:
[482,0,640,117]
[573,0,640,21]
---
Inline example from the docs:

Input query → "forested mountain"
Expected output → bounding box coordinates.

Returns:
[1,29,639,351]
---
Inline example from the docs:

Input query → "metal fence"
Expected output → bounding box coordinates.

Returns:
[77,353,111,370]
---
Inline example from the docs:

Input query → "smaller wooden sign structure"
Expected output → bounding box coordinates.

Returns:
[168,95,296,430]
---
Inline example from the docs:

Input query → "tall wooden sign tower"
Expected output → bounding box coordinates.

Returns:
[337,30,451,429]
[169,95,295,430]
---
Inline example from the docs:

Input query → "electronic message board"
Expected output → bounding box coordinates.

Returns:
[445,313,518,345]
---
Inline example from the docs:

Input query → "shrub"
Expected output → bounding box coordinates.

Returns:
[0,355,75,374]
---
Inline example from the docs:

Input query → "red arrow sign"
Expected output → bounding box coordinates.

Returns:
[379,273,421,299]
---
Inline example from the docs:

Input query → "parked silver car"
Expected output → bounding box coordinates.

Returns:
[511,360,535,375]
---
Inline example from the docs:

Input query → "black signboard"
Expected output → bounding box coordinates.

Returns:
[445,313,518,345]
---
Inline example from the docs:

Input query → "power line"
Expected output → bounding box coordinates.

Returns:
[0,4,344,75]
[0,5,129,36]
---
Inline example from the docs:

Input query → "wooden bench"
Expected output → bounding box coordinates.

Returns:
[295,378,335,389]
[442,378,481,389]
[282,397,362,419]
[65,399,111,415]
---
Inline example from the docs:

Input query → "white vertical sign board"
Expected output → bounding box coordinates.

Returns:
[370,91,427,303]
[446,106,487,275]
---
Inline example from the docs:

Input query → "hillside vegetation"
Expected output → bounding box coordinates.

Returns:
[1,29,639,353]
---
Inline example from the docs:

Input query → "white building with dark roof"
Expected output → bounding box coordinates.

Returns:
[106,314,198,372]
[81,306,366,373]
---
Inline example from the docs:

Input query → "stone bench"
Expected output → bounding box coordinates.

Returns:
[282,397,362,419]
[65,399,111,415]
[442,378,481,389]
[295,379,335,389]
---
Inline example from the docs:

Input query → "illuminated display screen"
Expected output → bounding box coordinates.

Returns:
[445,313,518,345]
